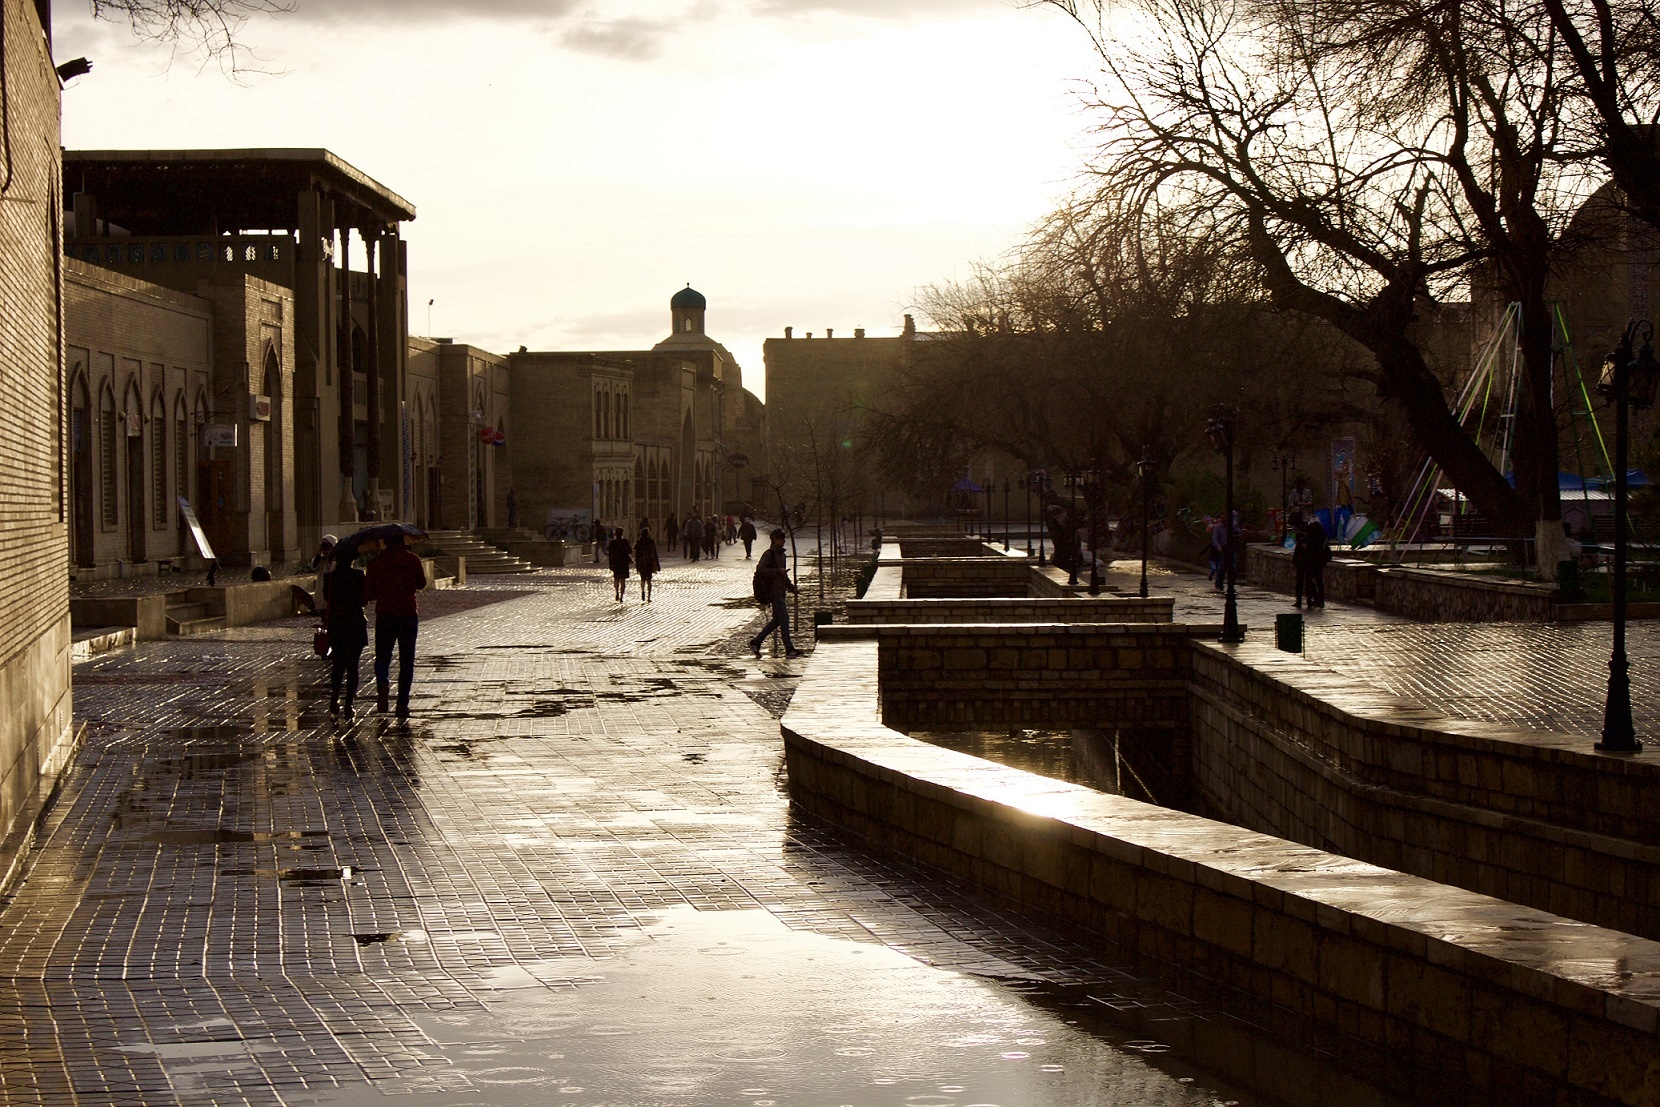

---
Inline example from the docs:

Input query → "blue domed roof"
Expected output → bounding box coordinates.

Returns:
[671,285,706,311]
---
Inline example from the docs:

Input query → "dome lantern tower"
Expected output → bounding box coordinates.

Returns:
[670,285,707,337]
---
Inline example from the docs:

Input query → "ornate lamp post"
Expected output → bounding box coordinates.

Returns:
[1031,470,1051,564]
[1003,478,1011,551]
[1024,473,1034,556]
[1136,450,1155,599]
[1270,450,1298,542]
[1206,406,1244,644]
[1063,470,1082,585]
[1596,320,1658,753]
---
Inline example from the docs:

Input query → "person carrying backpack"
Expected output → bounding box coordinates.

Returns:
[749,528,802,659]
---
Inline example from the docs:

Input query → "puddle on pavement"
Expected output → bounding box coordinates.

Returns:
[305,906,1405,1107]
[146,827,330,845]
[913,729,1123,793]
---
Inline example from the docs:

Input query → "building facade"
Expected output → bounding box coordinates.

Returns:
[405,338,512,532]
[0,0,74,882]
[63,149,415,567]
[504,288,765,536]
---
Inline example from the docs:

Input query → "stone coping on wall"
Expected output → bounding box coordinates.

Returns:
[782,639,1660,1106]
[845,596,1176,625]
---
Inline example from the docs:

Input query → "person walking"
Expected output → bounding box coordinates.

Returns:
[738,516,757,558]
[365,533,427,719]
[706,514,721,559]
[1305,518,1330,608]
[683,514,703,561]
[607,527,633,602]
[665,513,680,555]
[635,524,661,603]
[749,528,802,659]
[592,518,605,564]
[506,487,519,529]
[295,534,338,618]
[1292,519,1315,609]
[324,551,368,719]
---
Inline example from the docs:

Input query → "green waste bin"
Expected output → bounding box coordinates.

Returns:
[1557,559,1579,596]
[1275,612,1304,653]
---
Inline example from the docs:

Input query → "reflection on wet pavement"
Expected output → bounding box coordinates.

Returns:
[0,561,1413,1105]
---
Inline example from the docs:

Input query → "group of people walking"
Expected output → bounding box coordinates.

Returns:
[602,514,762,603]
[310,531,427,721]
[651,512,757,562]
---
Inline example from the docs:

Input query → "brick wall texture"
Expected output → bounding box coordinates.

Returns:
[0,0,74,885]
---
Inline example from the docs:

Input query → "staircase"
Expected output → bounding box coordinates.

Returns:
[417,530,538,574]
[166,590,226,635]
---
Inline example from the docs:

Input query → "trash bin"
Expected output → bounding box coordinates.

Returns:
[1275,612,1303,653]
[1557,559,1579,596]
[813,610,834,627]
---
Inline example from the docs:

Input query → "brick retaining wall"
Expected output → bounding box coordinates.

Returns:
[784,640,1660,1107]
[1187,641,1660,941]
[1248,546,1554,620]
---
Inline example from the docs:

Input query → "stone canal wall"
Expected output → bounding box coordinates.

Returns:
[846,596,1174,625]
[1187,641,1660,942]
[784,639,1660,1107]
[1247,546,1556,621]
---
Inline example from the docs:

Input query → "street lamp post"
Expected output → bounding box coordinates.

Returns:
[1003,478,1011,551]
[1271,451,1297,542]
[1596,320,1658,753]
[1033,470,1050,565]
[1206,406,1244,644]
[1137,450,1155,600]
[1024,473,1034,556]
[1065,471,1081,586]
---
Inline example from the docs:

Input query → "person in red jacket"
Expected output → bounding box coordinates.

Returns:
[365,534,427,718]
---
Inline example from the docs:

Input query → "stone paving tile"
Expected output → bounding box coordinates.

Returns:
[0,550,1393,1106]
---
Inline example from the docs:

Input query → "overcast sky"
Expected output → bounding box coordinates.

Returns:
[54,0,1100,400]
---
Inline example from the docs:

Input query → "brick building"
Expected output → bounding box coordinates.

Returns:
[0,0,74,882]
[405,338,511,531]
[63,149,415,568]
[504,287,766,537]
[763,315,918,513]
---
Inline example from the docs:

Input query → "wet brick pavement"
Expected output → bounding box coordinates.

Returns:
[1098,556,1660,740]
[1,550,1402,1106]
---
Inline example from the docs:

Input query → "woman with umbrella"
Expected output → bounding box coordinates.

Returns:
[607,527,633,603]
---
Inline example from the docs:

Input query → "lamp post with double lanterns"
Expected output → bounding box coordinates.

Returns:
[1030,470,1051,564]
[1136,450,1155,599]
[1003,478,1011,551]
[1270,450,1298,542]
[1206,406,1244,644]
[1596,321,1658,753]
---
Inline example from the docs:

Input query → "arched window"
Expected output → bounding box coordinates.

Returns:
[601,389,611,440]
[620,391,629,440]
[99,384,117,528]
[174,394,188,514]
[593,389,602,439]
[151,392,168,528]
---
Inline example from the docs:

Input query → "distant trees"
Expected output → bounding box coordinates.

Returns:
[868,197,1374,516]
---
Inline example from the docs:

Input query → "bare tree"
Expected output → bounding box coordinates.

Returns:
[89,0,293,72]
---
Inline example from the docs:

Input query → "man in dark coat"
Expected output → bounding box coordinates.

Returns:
[738,517,758,558]
[749,529,802,659]
[683,514,704,561]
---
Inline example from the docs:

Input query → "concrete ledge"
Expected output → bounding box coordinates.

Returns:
[70,627,135,662]
[783,638,1660,1106]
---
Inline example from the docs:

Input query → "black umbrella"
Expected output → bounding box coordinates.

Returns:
[338,522,428,556]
